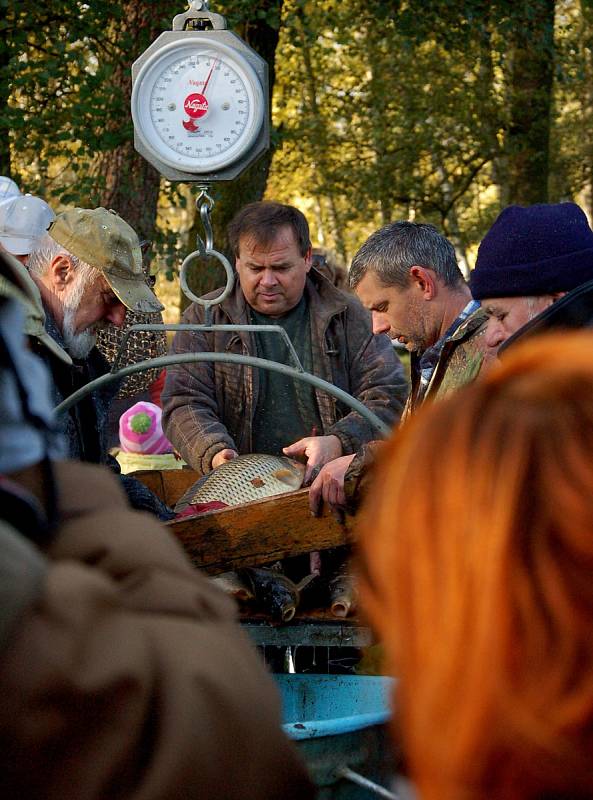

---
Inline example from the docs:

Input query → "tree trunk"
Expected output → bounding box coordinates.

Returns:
[0,42,11,177]
[291,5,348,263]
[436,165,470,278]
[579,0,593,219]
[93,3,170,240]
[363,10,396,227]
[503,0,556,205]
[96,145,161,243]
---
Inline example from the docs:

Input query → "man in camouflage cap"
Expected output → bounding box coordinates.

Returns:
[25,209,171,521]
[28,207,162,360]
[48,207,162,314]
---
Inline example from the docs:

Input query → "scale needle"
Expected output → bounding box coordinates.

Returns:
[202,57,219,95]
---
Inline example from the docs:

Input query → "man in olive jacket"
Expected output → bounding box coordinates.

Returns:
[309,220,493,515]
[162,202,407,480]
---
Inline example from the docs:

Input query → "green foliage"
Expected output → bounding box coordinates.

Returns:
[263,0,590,264]
[268,0,508,260]
[3,0,593,290]
[1,1,187,265]
[1,2,167,191]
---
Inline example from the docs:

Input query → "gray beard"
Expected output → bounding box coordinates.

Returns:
[62,307,97,359]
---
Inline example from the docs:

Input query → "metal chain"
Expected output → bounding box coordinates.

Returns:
[179,185,235,314]
[195,185,215,253]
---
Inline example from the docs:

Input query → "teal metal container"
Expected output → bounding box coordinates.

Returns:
[276,674,397,799]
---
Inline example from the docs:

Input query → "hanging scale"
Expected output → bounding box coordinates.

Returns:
[131,0,269,303]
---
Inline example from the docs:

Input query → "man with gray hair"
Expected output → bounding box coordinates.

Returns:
[309,220,492,515]
[27,207,163,466]
[350,220,490,411]
[26,208,172,520]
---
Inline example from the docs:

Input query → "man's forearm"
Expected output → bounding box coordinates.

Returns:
[164,407,237,476]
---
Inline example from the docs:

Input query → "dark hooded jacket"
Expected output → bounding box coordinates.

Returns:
[37,312,174,520]
[38,311,116,463]
[0,460,313,800]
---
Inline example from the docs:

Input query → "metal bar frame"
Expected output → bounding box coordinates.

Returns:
[338,767,399,799]
[55,351,391,437]
[112,323,305,372]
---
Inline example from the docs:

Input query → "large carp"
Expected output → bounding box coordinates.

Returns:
[175,454,305,513]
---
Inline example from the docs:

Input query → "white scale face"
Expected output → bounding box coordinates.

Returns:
[132,39,265,173]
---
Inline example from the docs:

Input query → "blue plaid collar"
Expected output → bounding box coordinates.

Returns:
[418,299,480,387]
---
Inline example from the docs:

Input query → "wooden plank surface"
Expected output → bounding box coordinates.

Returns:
[167,488,355,575]
[130,468,200,507]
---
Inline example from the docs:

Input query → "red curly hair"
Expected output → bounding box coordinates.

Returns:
[360,331,593,800]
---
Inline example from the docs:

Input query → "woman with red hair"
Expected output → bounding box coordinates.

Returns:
[360,331,593,800]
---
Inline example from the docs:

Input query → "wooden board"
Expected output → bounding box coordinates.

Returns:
[167,488,355,575]
[129,467,200,507]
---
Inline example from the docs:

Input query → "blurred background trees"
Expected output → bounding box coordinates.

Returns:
[1,0,592,311]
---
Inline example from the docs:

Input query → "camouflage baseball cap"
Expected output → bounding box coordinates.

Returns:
[0,250,72,365]
[48,208,164,313]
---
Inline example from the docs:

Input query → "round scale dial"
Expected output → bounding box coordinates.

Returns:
[132,39,265,173]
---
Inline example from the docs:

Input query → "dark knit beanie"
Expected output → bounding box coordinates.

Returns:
[469,203,593,300]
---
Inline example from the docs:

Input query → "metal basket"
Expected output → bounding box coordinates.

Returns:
[96,309,168,399]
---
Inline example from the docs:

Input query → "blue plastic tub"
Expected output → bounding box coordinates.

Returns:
[276,675,396,798]
[278,674,393,739]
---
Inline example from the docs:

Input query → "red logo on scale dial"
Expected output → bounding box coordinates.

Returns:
[184,93,208,118]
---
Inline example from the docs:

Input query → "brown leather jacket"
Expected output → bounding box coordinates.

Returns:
[162,269,407,474]
[0,461,314,800]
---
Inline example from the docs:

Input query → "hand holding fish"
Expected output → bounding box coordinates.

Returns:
[308,453,355,517]
[212,448,239,469]
[283,434,343,484]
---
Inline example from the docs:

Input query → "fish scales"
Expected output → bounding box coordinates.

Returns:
[175,454,305,512]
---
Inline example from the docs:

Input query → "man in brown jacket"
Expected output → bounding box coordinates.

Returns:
[162,202,407,480]
[0,252,314,799]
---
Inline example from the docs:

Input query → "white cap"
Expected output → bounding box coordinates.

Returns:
[0,176,19,204]
[0,195,56,256]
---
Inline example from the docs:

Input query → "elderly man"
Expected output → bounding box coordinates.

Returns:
[309,220,492,514]
[27,207,163,463]
[162,201,407,480]
[0,194,55,264]
[469,202,593,352]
